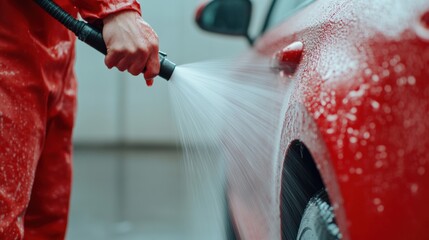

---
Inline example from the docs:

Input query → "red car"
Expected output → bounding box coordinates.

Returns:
[196,0,429,239]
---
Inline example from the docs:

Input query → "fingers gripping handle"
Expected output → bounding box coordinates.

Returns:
[33,0,175,80]
[76,21,176,80]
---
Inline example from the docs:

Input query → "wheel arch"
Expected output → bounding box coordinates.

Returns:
[276,102,350,240]
[280,140,325,240]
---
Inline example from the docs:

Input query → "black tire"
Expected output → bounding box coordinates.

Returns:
[296,189,342,240]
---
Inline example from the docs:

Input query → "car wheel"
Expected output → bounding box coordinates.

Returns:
[296,189,342,240]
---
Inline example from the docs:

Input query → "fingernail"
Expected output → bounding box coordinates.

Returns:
[146,79,154,87]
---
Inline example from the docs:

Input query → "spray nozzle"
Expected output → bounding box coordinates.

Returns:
[158,52,176,80]
[34,0,176,81]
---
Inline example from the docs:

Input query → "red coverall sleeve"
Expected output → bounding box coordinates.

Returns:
[73,0,142,22]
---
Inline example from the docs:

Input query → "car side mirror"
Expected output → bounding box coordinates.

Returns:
[195,0,253,45]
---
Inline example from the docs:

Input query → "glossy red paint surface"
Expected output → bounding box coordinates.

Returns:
[0,0,140,238]
[227,0,429,239]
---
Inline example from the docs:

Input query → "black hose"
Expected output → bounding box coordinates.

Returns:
[33,0,176,80]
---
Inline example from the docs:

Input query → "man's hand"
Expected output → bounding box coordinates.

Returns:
[103,11,160,86]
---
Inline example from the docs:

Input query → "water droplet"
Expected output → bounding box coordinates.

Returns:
[346,113,357,121]
[410,183,419,194]
[383,106,392,114]
[350,137,358,144]
[373,86,383,95]
[418,167,425,176]
[327,114,338,121]
[376,145,386,152]
[375,160,384,168]
[397,77,407,86]
[390,55,401,66]
[355,152,363,160]
[394,64,405,73]
[377,205,385,212]
[384,85,392,93]
[382,69,390,77]
[371,100,380,109]
[398,149,405,157]
[373,198,381,205]
[340,174,349,182]
[382,61,389,68]
[371,75,380,82]
[407,76,416,85]
[381,150,388,158]
[364,68,372,76]
[363,131,370,139]
[356,168,363,175]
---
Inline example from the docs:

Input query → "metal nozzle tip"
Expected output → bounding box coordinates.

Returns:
[159,56,176,81]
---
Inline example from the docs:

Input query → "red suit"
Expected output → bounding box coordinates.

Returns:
[0,1,140,239]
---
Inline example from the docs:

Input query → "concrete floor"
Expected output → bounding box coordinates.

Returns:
[66,148,226,240]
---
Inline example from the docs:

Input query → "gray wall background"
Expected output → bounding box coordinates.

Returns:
[73,0,270,145]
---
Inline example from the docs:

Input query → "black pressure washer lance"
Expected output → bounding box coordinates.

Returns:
[34,0,176,81]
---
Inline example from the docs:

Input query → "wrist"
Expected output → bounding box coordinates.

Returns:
[103,10,141,25]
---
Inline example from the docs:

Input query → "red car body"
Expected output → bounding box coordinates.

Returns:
[226,0,429,239]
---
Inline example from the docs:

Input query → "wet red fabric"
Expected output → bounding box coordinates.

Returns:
[0,0,140,239]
